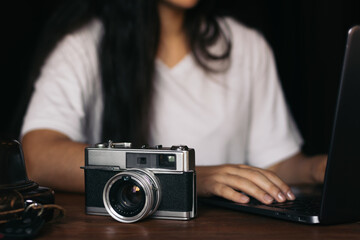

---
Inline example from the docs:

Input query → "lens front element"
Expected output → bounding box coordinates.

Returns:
[110,177,145,217]
[120,183,143,209]
[103,169,161,223]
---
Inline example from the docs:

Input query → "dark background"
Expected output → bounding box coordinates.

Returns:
[1,0,360,155]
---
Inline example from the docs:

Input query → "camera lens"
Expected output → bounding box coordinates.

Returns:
[103,169,161,223]
[119,183,143,208]
[110,178,145,217]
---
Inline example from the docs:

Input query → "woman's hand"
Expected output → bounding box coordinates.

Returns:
[196,164,296,204]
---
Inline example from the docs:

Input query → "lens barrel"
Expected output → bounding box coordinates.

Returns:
[103,169,161,223]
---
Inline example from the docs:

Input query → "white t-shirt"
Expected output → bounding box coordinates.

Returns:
[21,17,303,168]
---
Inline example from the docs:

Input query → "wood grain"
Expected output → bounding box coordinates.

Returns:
[36,193,360,240]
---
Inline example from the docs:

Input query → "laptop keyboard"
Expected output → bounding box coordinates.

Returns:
[247,196,321,215]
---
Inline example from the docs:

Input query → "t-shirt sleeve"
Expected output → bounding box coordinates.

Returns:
[246,35,303,168]
[21,30,96,142]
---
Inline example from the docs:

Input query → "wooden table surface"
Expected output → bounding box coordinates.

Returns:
[36,192,360,240]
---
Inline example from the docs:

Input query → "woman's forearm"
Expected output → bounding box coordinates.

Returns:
[22,129,88,192]
[267,152,327,185]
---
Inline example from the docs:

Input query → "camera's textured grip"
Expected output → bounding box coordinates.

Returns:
[84,170,113,208]
[156,172,194,212]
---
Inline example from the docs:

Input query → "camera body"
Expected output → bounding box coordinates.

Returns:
[83,141,196,223]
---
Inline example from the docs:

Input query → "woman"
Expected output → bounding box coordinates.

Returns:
[21,0,327,204]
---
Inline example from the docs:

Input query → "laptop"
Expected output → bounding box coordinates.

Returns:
[200,25,360,225]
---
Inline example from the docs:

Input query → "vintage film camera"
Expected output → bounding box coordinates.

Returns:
[82,141,196,223]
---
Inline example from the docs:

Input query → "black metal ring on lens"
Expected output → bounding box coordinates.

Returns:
[103,169,161,223]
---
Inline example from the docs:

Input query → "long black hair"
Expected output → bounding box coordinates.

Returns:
[16,0,231,144]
